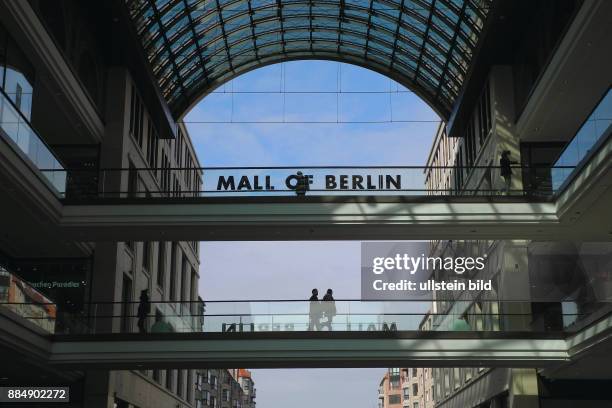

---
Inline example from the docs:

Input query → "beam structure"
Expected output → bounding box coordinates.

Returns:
[48,332,569,369]
[59,198,572,241]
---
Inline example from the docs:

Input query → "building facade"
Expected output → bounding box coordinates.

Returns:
[195,369,256,408]
[379,368,435,408]
[422,2,612,407]
[0,1,202,407]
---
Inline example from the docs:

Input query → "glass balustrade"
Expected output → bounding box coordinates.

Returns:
[0,88,66,195]
[62,164,575,200]
[2,298,590,336]
[552,87,612,190]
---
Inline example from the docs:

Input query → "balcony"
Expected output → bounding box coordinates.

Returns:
[0,87,66,195]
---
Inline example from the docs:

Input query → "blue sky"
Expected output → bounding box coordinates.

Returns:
[185,61,440,167]
[187,61,439,408]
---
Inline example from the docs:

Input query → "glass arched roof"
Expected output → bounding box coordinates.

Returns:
[125,0,492,119]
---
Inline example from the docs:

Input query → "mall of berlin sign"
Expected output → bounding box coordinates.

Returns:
[213,172,404,192]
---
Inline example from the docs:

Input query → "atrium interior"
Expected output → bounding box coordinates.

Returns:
[0,0,611,407]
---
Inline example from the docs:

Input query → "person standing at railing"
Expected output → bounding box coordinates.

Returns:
[321,289,336,331]
[295,171,308,196]
[500,150,518,194]
[308,288,321,331]
[137,289,151,333]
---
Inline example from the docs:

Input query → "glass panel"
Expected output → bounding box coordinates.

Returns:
[0,89,66,195]
[125,0,492,118]
[552,88,612,191]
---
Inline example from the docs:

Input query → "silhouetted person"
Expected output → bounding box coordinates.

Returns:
[500,150,517,194]
[295,171,308,196]
[321,289,336,331]
[308,288,321,331]
[137,289,150,333]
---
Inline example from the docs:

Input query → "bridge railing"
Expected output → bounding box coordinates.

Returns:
[1,298,595,336]
[45,164,577,200]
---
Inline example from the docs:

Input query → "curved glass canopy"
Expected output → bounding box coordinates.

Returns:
[125,0,491,119]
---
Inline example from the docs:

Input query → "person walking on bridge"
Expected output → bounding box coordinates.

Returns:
[321,289,336,331]
[308,288,321,331]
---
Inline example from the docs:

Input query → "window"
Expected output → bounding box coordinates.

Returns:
[412,384,418,396]
[190,269,197,311]
[130,84,144,146]
[465,367,473,382]
[413,403,419,408]
[128,161,138,198]
[166,369,174,391]
[444,368,450,396]
[142,241,150,272]
[157,242,165,288]
[181,257,189,303]
[210,374,217,388]
[177,369,184,397]
[412,368,418,378]
[403,388,410,399]
[478,81,491,145]
[222,389,230,402]
[120,274,132,333]
[146,119,159,170]
[187,371,193,402]
[160,153,170,195]
[453,368,461,389]
[388,395,400,404]
[169,242,178,301]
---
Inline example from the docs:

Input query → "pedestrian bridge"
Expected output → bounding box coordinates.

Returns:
[1,125,611,242]
[57,157,611,241]
[47,331,569,369]
[56,130,612,241]
[2,299,612,374]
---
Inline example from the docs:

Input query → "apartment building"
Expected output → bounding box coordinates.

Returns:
[195,369,256,408]
[378,368,435,408]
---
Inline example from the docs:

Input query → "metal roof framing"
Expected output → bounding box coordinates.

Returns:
[125,0,492,119]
